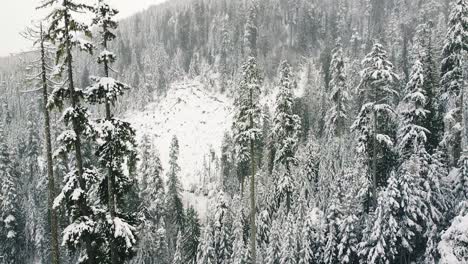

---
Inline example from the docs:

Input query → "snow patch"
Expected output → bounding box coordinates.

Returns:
[126,79,233,189]
[4,214,15,224]
[113,217,137,249]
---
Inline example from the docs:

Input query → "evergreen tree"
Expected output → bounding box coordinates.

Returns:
[298,218,315,264]
[359,171,396,264]
[273,60,301,212]
[438,212,468,263]
[399,59,454,262]
[183,206,201,264]
[85,1,139,262]
[0,122,22,264]
[37,23,60,264]
[19,108,47,263]
[219,14,230,93]
[256,209,270,250]
[325,40,349,139]
[197,224,216,264]
[39,0,100,261]
[21,23,61,262]
[336,214,359,264]
[360,161,426,263]
[172,232,183,264]
[423,150,452,262]
[279,213,297,264]
[265,217,281,264]
[322,180,343,264]
[351,43,399,209]
[232,56,263,262]
[439,0,468,166]
[414,22,444,154]
[213,191,233,264]
[397,59,429,158]
[455,153,468,212]
[320,39,349,213]
[166,135,185,253]
[244,1,258,57]
[133,135,165,264]
[155,219,170,264]
[231,198,249,264]
[299,140,320,200]
[138,135,165,223]
[220,132,237,194]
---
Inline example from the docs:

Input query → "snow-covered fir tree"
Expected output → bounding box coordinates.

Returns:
[22,22,61,263]
[19,109,47,263]
[38,0,103,262]
[220,132,237,195]
[172,232,183,264]
[319,39,350,213]
[85,1,139,262]
[360,160,426,263]
[197,224,216,264]
[438,213,468,263]
[424,149,452,263]
[233,56,263,194]
[413,22,444,154]
[244,1,258,58]
[440,0,468,167]
[231,197,249,264]
[272,60,301,212]
[442,0,468,224]
[358,172,398,264]
[154,219,170,264]
[397,59,429,158]
[322,178,343,264]
[166,135,185,253]
[351,42,399,209]
[232,56,263,262]
[399,58,454,263]
[325,39,349,139]
[183,206,201,264]
[212,191,233,264]
[0,122,22,264]
[133,135,166,264]
[265,216,281,264]
[279,212,297,264]
[336,214,359,264]
[138,134,165,223]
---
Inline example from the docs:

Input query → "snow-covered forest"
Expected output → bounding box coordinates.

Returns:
[0,0,467,263]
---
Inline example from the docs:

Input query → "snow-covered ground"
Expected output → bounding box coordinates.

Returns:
[126,78,233,187]
[125,72,306,217]
[182,191,210,221]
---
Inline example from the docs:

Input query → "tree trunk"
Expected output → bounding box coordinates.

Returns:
[402,25,409,83]
[63,0,84,193]
[240,176,244,198]
[286,162,291,213]
[106,98,118,264]
[249,138,256,263]
[63,3,92,259]
[371,107,378,209]
[249,91,256,263]
[102,31,118,264]
[462,79,467,159]
[40,23,60,264]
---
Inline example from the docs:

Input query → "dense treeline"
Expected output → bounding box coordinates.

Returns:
[0,0,467,263]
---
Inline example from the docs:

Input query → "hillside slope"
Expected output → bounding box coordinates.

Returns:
[126,78,233,189]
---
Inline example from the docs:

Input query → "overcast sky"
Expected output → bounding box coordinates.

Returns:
[0,0,166,57]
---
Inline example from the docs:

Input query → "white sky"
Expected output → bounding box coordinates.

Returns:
[0,0,166,57]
